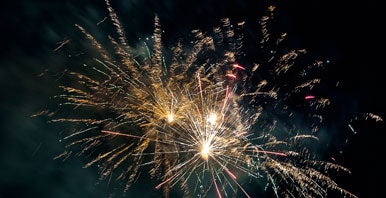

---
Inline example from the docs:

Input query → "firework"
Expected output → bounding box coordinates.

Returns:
[37,0,358,197]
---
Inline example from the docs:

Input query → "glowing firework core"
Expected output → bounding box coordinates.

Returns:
[167,113,174,123]
[200,141,212,161]
[207,113,217,125]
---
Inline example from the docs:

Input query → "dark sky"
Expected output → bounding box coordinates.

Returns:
[1,0,385,197]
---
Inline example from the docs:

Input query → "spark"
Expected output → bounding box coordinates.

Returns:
[348,124,357,134]
[305,95,315,100]
[97,17,107,26]
[232,63,245,70]
[225,73,237,79]
[53,39,70,52]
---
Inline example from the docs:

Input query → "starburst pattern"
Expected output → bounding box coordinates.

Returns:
[36,1,357,197]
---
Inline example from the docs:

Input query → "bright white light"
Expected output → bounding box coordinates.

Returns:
[200,142,211,161]
[207,113,217,125]
[167,113,174,123]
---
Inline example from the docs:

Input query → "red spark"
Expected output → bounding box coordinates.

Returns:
[225,74,237,79]
[232,63,245,70]
[155,177,172,189]
[305,95,315,100]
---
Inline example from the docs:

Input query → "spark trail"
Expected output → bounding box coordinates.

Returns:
[39,1,357,197]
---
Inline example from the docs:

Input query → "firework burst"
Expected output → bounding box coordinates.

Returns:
[36,1,358,197]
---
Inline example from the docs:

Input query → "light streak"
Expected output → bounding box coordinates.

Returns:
[305,95,315,100]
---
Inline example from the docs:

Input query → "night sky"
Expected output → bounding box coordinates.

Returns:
[1,0,385,197]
